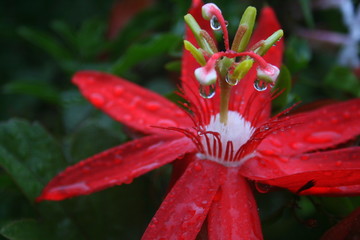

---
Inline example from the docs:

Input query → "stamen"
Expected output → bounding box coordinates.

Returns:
[195,66,217,85]
[232,6,257,52]
[184,40,206,66]
[202,3,230,50]
[256,63,280,84]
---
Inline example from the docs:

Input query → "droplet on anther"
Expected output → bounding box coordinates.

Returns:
[254,79,268,91]
[210,16,221,31]
[199,83,216,98]
[225,74,239,86]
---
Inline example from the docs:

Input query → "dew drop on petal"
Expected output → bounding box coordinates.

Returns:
[157,119,178,127]
[335,161,342,166]
[89,93,105,107]
[290,142,305,150]
[113,85,124,96]
[255,182,271,193]
[343,111,351,119]
[210,16,221,31]
[146,101,161,111]
[193,161,203,172]
[225,74,239,86]
[254,79,268,91]
[305,131,340,144]
[300,155,309,161]
[199,83,216,99]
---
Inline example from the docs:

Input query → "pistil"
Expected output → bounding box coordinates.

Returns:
[184,3,283,125]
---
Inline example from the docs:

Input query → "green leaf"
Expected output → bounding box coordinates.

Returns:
[3,81,61,105]
[1,219,52,240]
[299,0,315,28]
[75,19,107,60]
[69,119,125,163]
[18,27,72,62]
[319,197,354,217]
[51,21,77,51]
[324,66,360,97]
[0,119,65,201]
[285,37,312,73]
[272,65,292,112]
[110,33,181,75]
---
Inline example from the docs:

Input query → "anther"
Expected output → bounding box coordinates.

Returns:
[201,3,230,50]
[256,64,280,84]
[195,66,217,85]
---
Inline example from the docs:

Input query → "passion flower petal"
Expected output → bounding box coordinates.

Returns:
[37,135,195,201]
[259,99,360,155]
[242,147,360,193]
[208,170,263,240]
[73,71,192,135]
[142,160,225,240]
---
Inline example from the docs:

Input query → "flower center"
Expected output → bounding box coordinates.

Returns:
[197,111,255,166]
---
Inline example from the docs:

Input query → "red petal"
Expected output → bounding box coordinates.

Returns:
[321,207,360,240]
[230,7,284,126]
[299,185,360,196]
[208,170,263,240]
[242,147,360,193]
[37,135,195,201]
[259,99,360,155]
[73,71,192,135]
[142,160,225,240]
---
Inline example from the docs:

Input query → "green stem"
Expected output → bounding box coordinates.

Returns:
[218,57,233,124]
[220,81,231,124]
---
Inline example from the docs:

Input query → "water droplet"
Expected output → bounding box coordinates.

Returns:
[259,149,275,156]
[123,114,132,121]
[335,161,342,166]
[330,117,338,124]
[157,119,178,127]
[193,161,203,172]
[124,177,133,184]
[300,155,309,161]
[254,79,268,91]
[270,138,282,147]
[210,16,221,31]
[113,85,124,96]
[89,93,105,107]
[146,101,160,111]
[255,182,271,193]
[199,84,216,99]
[305,131,340,144]
[225,74,239,86]
[343,111,351,119]
[290,142,305,150]
[113,154,122,164]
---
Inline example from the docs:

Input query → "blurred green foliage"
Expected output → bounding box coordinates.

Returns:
[1,0,360,239]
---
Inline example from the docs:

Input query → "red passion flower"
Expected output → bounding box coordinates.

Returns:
[38,1,360,239]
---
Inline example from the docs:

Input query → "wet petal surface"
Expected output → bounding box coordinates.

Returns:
[142,159,225,240]
[73,71,192,135]
[38,135,195,201]
[208,170,262,240]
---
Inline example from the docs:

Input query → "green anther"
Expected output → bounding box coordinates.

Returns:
[255,29,284,56]
[231,59,254,80]
[233,6,257,53]
[184,40,206,66]
[184,14,214,54]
